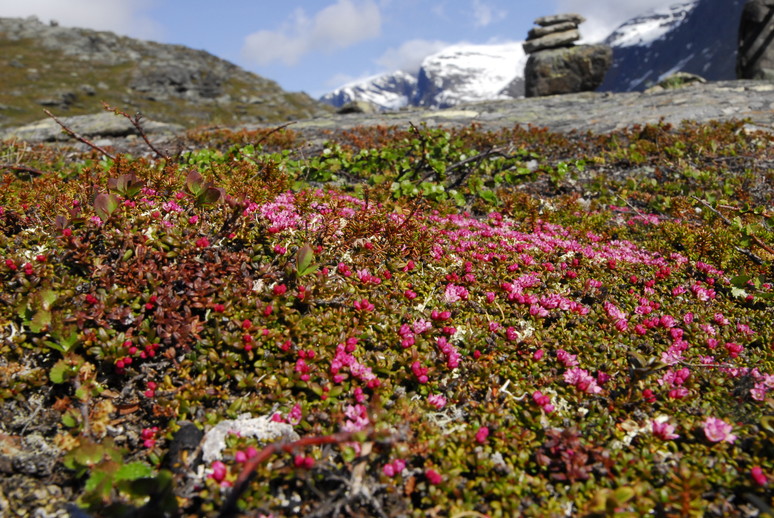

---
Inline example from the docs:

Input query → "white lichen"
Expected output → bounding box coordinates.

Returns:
[201,413,299,463]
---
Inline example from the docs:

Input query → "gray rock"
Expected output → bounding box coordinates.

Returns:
[535,13,586,27]
[737,0,774,79]
[528,21,580,40]
[645,72,707,92]
[337,100,378,114]
[523,29,580,54]
[2,111,183,142]
[524,44,613,97]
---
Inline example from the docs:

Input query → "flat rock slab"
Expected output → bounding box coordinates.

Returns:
[1,112,184,142]
[535,13,586,26]
[522,29,580,54]
[277,80,774,136]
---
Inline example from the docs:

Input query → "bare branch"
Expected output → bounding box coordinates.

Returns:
[0,163,47,176]
[103,103,170,160]
[43,109,116,160]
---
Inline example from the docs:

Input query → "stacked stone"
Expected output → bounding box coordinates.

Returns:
[522,14,585,54]
[522,13,612,98]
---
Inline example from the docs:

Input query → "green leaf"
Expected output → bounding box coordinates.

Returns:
[61,411,79,428]
[114,462,153,482]
[30,309,51,333]
[84,470,109,493]
[93,193,120,221]
[186,170,204,196]
[296,244,317,277]
[198,186,223,206]
[49,359,72,383]
[40,289,58,310]
[612,486,635,504]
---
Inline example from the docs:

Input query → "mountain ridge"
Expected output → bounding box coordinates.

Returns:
[0,16,330,130]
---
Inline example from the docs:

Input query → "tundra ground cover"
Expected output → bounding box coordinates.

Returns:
[1,118,774,517]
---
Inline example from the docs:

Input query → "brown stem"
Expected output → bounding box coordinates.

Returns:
[43,109,116,160]
[218,430,372,518]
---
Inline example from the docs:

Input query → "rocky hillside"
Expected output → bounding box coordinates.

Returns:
[0,16,330,130]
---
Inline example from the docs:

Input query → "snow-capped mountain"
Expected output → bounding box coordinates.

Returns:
[320,42,526,111]
[599,0,746,91]
[320,0,745,108]
[604,1,697,48]
[319,70,417,111]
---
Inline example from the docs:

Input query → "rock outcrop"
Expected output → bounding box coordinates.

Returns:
[737,0,774,79]
[522,14,612,97]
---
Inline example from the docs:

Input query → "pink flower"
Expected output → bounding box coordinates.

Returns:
[427,394,446,409]
[382,463,396,477]
[703,417,737,444]
[532,390,554,413]
[444,284,469,303]
[195,237,210,248]
[475,426,489,444]
[751,466,768,486]
[353,299,374,312]
[556,349,578,367]
[651,419,679,440]
[563,367,602,394]
[209,461,227,482]
[425,468,443,485]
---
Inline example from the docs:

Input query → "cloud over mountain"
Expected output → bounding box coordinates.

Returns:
[241,0,382,66]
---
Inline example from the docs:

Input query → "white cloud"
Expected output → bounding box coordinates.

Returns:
[554,0,679,42]
[241,0,382,66]
[375,39,449,73]
[0,0,163,40]
[470,0,506,28]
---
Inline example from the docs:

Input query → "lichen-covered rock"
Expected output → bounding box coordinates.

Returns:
[737,0,774,79]
[524,45,613,97]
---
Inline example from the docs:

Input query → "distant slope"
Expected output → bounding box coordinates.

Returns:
[0,16,329,130]
[599,0,746,91]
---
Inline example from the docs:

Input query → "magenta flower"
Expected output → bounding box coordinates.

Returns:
[353,298,374,312]
[563,367,602,394]
[702,417,737,444]
[209,461,227,482]
[425,468,443,485]
[751,466,768,486]
[475,426,489,444]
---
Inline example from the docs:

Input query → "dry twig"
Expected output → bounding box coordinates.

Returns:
[43,109,116,160]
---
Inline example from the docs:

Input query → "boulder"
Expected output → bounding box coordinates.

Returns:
[524,45,613,97]
[1,112,183,142]
[523,29,581,54]
[336,100,378,114]
[737,0,774,79]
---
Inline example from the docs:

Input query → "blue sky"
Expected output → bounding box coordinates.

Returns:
[0,0,677,97]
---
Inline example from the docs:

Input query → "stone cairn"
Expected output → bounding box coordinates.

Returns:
[522,14,612,97]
